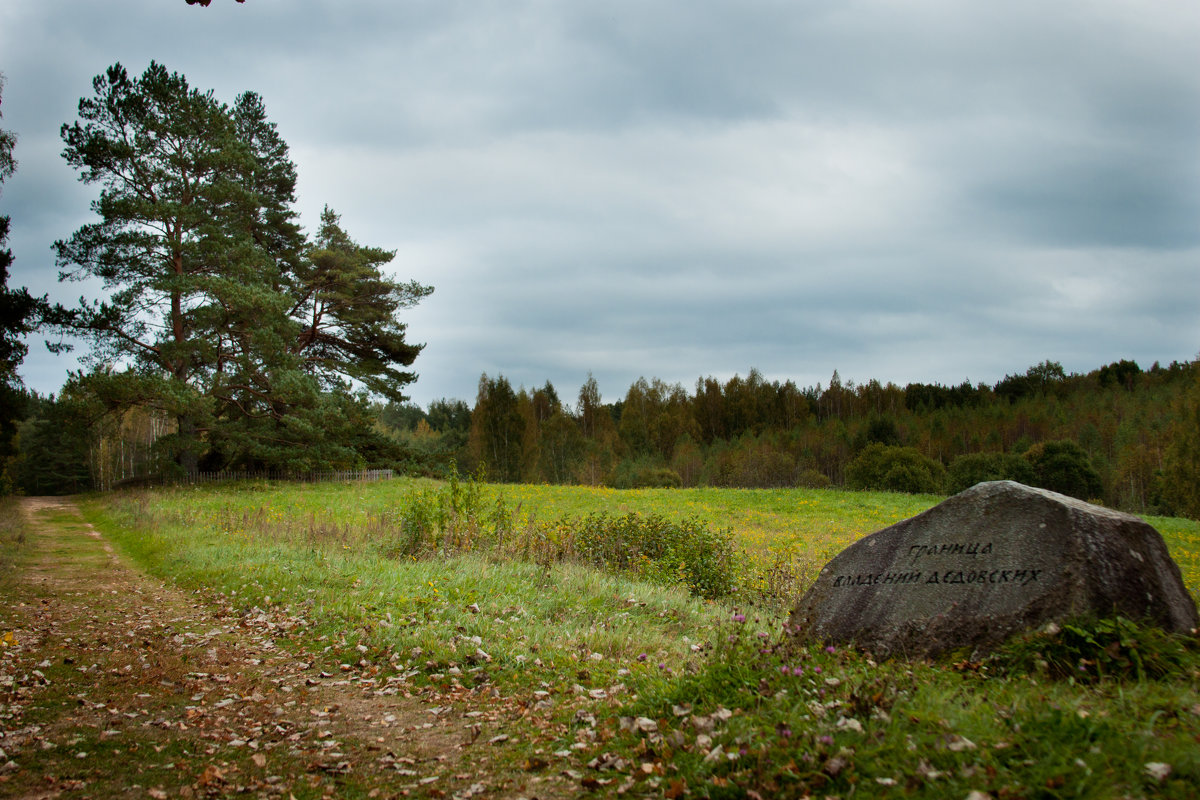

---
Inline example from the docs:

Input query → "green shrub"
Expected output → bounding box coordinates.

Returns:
[846,443,944,494]
[1023,439,1103,500]
[381,462,491,557]
[574,512,737,599]
[946,451,1037,493]
[610,459,683,489]
[795,468,831,489]
[635,467,683,488]
[989,616,1199,682]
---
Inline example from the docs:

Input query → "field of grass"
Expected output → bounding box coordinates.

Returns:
[74,479,1200,797]
[111,476,1200,604]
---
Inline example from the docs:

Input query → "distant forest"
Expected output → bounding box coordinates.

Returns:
[7,357,1199,521]
[379,358,1200,518]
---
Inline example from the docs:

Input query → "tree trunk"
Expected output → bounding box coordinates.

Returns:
[177,414,199,474]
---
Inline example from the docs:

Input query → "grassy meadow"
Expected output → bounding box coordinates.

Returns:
[79,478,1200,798]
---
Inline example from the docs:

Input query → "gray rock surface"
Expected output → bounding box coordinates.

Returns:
[788,481,1199,658]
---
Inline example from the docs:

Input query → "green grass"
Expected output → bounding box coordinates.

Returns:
[86,487,726,696]
[79,479,1200,798]
[122,477,1200,606]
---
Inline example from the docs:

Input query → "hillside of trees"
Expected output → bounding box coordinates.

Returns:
[377,358,1200,519]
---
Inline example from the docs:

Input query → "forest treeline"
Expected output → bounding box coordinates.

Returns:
[378,358,1200,518]
[4,356,1199,520]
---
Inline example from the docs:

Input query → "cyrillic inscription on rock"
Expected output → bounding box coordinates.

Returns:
[788,481,1198,659]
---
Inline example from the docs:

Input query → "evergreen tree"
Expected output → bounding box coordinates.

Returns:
[53,63,429,473]
[0,75,13,187]
[0,73,51,484]
[293,208,431,401]
[427,398,472,437]
[1162,365,1200,518]
[467,374,524,481]
[11,389,96,495]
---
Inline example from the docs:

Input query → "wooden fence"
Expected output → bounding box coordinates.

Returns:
[182,469,395,485]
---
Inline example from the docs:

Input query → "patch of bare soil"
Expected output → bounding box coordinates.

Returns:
[0,499,577,799]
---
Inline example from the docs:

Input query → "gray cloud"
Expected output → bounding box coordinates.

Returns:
[1,0,1197,407]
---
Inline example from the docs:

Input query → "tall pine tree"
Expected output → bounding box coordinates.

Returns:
[54,63,430,473]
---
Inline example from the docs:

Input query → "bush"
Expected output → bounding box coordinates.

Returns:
[846,444,944,494]
[795,468,831,489]
[382,462,490,557]
[574,512,737,599]
[947,451,1038,493]
[989,616,1199,682]
[635,467,683,488]
[1023,439,1103,500]
[610,458,683,488]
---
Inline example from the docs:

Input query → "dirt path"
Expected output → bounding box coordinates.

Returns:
[0,498,575,799]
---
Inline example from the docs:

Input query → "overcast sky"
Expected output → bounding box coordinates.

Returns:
[1,0,1197,408]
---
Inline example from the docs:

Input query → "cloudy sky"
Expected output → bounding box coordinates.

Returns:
[1,0,1197,407]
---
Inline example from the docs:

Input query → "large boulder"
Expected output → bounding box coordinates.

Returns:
[788,481,1199,659]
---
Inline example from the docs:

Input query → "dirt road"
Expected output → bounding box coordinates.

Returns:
[0,498,572,799]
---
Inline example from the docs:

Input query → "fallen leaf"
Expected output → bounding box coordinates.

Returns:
[836,716,864,733]
[197,764,226,787]
[947,735,977,752]
[1144,762,1171,782]
[824,755,848,776]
